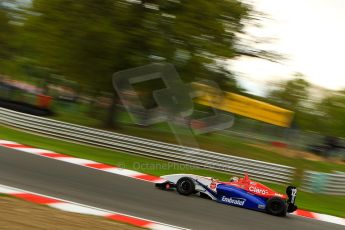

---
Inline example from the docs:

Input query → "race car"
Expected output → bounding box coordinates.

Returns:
[155,173,297,216]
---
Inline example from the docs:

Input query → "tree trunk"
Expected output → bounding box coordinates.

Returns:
[104,91,119,129]
[88,91,100,118]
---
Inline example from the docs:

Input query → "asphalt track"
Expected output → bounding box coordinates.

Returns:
[0,146,343,230]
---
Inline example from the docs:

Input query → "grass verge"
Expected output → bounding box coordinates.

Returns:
[0,124,344,218]
[52,108,345,174]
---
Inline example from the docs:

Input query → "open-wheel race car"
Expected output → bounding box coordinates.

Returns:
[155,174,297,216]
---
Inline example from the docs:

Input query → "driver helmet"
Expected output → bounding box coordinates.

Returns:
[230,176,239,182]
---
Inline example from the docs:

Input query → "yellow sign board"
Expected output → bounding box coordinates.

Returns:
[194,83,294,127]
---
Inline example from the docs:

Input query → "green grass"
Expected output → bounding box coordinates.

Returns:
[52,102,103,127]
[50,105,345,177]
[0,125,344,218]
[108,124,345,183]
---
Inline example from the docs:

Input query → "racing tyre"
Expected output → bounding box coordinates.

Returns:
[266,197,287,216]
[176,177,195,196]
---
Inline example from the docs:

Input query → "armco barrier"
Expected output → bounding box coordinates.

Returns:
[0,107,295,183]
[301,171,345,195]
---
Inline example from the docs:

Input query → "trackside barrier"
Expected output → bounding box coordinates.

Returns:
[301,171,345,195]
[0,107,295,183]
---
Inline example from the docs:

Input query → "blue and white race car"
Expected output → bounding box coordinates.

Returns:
[155,174,297,216]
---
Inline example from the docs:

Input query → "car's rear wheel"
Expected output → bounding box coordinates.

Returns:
[176,177,195,196]
[266,197,287,216]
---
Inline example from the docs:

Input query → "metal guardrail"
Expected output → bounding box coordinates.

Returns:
[0,107,295,183]
[301,171,345,195]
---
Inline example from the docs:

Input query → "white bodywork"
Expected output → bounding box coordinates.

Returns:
[161,174,219,200]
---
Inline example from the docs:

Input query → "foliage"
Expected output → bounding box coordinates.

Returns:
[267,74,345,138]
[268,73,310,110]
[21,0,251,92]
[317,90,345,137]
[6,0,344,137]
[0,3,12,61]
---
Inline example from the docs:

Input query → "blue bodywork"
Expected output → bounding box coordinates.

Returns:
[195,180,268,212]
[216,184,267,211]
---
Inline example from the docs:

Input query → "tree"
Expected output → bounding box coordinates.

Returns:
[268,74,310,110]
[21,0,255,128]
[317,90,345,137]
[0,0,28,74]
[0,2,12,62]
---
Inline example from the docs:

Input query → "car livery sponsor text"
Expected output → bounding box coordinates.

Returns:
[258,204,266,209]
[221,196,246,206]
[249,186,268,195]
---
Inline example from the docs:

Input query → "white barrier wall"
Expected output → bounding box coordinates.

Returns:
[0,107,295,183]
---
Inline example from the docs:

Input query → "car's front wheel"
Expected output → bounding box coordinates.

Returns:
[266,197,287,216]
[176,177,195,196]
